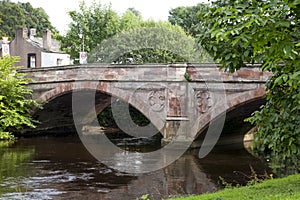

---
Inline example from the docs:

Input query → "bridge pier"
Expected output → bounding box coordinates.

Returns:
[161,118,191,146]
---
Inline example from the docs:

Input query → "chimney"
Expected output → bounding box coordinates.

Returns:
[16,28,28,39]
[43,29,52,51]
[29,28,36,39]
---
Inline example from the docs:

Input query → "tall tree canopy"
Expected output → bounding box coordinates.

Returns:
[0,56,39,140]
[0,0,56,39]
[58,1,120,61]
[168,3,209,37]
[59,1,211,63]
[0,15,4,37]
[89,20,206,64]
[197,0,300,174]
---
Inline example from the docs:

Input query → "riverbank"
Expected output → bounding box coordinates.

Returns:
[169,174,300,200]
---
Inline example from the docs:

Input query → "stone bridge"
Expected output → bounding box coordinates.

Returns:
[20,63,272,145]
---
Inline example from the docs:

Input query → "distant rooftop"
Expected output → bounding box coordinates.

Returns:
[28,37,62,53]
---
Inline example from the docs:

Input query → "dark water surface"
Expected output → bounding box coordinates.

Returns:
[0,136,271,200]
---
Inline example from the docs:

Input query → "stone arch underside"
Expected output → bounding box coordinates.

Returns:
[192,85,266,141]
[33,81,166,135]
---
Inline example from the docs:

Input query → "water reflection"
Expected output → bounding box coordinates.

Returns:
[0,136,271,200]
[249,149,300,178]
[0,141,35,197]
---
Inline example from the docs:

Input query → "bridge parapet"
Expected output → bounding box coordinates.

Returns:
[20,63,187,83]
[186,63,272,83]
[20,63,272,84]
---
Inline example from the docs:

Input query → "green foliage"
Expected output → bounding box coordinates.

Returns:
[184,72,191,82]
[0,131,14,140]
[0,56,40,140]
[59,1,211,63]
[197,0,300,173]
[0,0,57,39]
[126,7,142,18]
[0,15,5,37]
[119,8,143,31]
[219,166,272,189]
[137,194,150,200]
[168,3,210,37]
[89,21,208,64]
[170,174,300,200]
[59,0,120,61]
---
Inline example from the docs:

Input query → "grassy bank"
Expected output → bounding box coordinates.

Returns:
[170,174,300,200]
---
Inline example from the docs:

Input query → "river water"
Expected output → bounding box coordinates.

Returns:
[0,135,271,200]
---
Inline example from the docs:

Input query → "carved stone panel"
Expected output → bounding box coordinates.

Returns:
[148,90,166,112]
[195,90,213,114]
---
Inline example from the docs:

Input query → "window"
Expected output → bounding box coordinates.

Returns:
[27,53,36,68]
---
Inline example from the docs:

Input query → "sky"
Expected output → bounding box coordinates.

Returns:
[13,0,207,34]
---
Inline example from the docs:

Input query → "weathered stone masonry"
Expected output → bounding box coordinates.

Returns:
[20,63,272,142]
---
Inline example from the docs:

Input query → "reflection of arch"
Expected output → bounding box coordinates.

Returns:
[194,86,266,140]
[36,82,164,134]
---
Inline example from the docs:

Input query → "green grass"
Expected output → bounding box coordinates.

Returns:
[169,174,300,200]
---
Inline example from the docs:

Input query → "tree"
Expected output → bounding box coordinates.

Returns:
[119,8,143,31]
[58,1,121,61]
[89,20,209,64]
[125,7,141,18]
[197,0,300,174]
[60,1,211,64]
[0,56,39,140]
[0,0,56,39]
[168,3,209,37]
[19,2,57,37]
[0,15,5,37]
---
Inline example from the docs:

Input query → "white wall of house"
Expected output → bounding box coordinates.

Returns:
[41,52,71,67]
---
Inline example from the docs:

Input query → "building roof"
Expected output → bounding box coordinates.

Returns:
[27,37,64,53]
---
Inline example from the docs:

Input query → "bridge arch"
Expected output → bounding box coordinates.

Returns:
[33,82,165,136]
[22,64,272,145]
[33,82,267,142]
[193,85,266,140]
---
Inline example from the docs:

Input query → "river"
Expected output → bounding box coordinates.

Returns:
[0,135,271,200]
